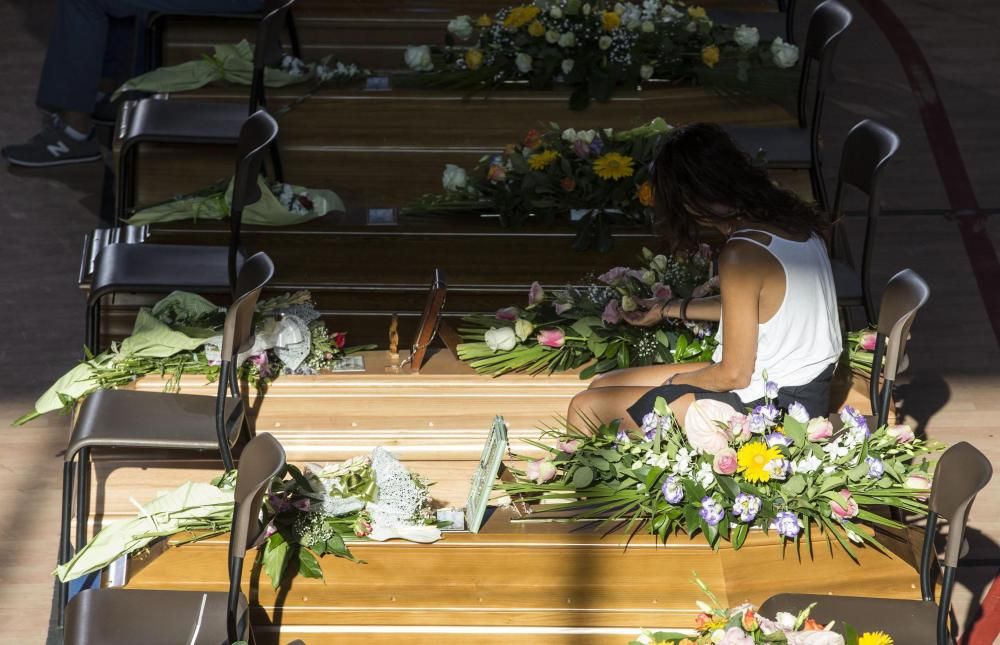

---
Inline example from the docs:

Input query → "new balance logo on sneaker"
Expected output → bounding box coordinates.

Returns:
[46,140,71,157]
[2,125,101,168]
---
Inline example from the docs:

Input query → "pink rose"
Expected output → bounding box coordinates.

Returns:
[556,439,581,454]
[651,283,673,300]
[713,448,738,475]
[830,489,859,520]
[524,458,557,483]
[728,413,752,442]
[602,299,622,325]
[684,399,737,455]
[904,473,931,501]
[806,418,834,442]
[858,331,877,351]
[496,306,519,321]
[528,281,545,306]
[886,424,915,443]
[537,329,566,348]
[332,331,347,349]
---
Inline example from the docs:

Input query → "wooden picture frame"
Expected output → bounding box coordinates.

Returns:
[403,268,447,372]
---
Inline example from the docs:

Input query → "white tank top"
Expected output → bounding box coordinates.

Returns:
[711,229,842,403]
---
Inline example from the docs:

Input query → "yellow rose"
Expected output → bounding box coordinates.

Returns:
[688,6,707,19]
[701,44,720,68]
[465,48,484,70]
[601,11,621,31]
[528,19,545,37]
[503,5,541,30]
[476,14,493,28]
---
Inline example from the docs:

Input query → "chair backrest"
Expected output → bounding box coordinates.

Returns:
[227,110,280,290]
[249,0,297,113]
[868,269,929,426]
[918,441,992,644]
[832,120,901,318]
[225,432,286,643]
[214,252,275,471]
[797,0,852,132]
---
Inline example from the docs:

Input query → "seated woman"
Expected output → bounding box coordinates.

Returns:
[568,123,842,431]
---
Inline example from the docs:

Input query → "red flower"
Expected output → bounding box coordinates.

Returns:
[560,176,576,192]
[332,332,347,349]
[524,128,542,149]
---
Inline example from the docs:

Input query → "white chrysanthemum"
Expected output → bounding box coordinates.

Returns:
[734,24,760,50]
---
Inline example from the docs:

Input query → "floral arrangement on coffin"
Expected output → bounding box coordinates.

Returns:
[402,0,800,110]
[632,577,895,644]
[500,383,940,559]
[125,175,346,226]
[409,118,671,251]
[113,40,368,100]
[15,291,375,425]
[458,246,717,376]
[55,447,441,590]
[844,329,878,378]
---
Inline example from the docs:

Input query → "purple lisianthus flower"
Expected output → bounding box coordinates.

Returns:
[641,411,666,440]
[764,380,780,400]
[764,458,790,480]
[553,301,573,315]
[268,493,291,513]
[699,496,725,526]
[865,456,884,479]
[572,139,591,159]
[752,403,780,428]
[589,137,604,155]
[495,306,519,321]
[787,401,810,424]
[661,475,684,504]
[772,511,801,538]
[597,266,630,285]
[602,299,623,325]
[765,432,792,448]
[732,493,761,523]
[292,497,311,512]
[749,412,768,434]
[615,427,630,445]
[251,352,271,379]
[528,281,545,306]
[840,405,870,436]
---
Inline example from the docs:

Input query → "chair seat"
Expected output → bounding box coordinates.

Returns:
[68,389,242,457]
[708,10,789,41]
[725,125,812,168]
[90,243,241,302]
[124,98,248,147]
[65,587,248,645]
[759,593,938,644]
[832,257,864,301]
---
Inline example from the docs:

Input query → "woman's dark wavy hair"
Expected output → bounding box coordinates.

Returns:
[651,122,828,249]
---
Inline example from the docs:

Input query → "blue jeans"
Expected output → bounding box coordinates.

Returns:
[36,0,263,113]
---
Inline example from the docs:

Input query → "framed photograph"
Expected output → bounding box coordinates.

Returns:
[403,268,447,372]
[465,416,509,534]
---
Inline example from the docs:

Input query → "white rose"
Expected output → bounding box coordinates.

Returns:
[484,327,518,351]
[639,64,654,80]
[734,24,760,50]
[545,29,560,43]
[614,2,627,15]
[582,3,592,15]
[661,5,683,21]
[561,58,575,75]
[641,20,655,33]
[404,45,434,71]
[447,15,475,40]
[558,32,576,48]
[775,612,798,631]
[442,163,467,191]
[578,129,596,143]
[561,127,578,142]
[515,52,533,73]
[685,21,697,33]
[771,37,800,68]
[550,6,563,18]
[598,35,613,50]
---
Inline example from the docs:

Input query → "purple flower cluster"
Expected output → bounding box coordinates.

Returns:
[699,496,725,526]
[840,405,870,436]
[750,403,780,433]
[865,456,884,479]
[772,511,801,538]
[615,427,630,445]
[764,432,791,448]
[661,476,684,504]
[641,411,668,441]
[732,493,761,523]
[764,457,790,480]
[787,401,810,423]
[764,380,780,400]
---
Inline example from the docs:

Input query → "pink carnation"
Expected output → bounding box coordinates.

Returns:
[537,329,566,348]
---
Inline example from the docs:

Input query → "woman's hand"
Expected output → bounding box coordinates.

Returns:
[623,298,669,327]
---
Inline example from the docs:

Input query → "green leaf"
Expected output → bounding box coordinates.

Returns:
[782,417,806,447]
[733,522,749,549]
[262,533,291,590]
[571,317,603,337]
[297,547,324,579]
[781,474,807,497]
[573,466,595,488]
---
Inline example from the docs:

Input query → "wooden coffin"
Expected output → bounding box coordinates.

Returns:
[119,509,924,645]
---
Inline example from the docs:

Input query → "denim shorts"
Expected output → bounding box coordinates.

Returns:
[627,363,836,424]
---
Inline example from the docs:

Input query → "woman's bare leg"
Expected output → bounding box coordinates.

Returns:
[567,388,698,433]
[587,362,711,389]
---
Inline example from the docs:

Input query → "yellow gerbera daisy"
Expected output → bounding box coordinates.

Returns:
[601,11,621,31]
[503,5,541,30]
[736,442,782,483]
[688,6,708,19]
[592,152,635,180]
[858,632,894,645]
[701,45,720,68]
[528,149,560,170]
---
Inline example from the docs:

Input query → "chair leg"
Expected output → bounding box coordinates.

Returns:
[269,141,285,183]
[809,163,828,212]
[75,448,91,552]
[58,459,75,628]
[285,11,302,60]
[85,299,101,355]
